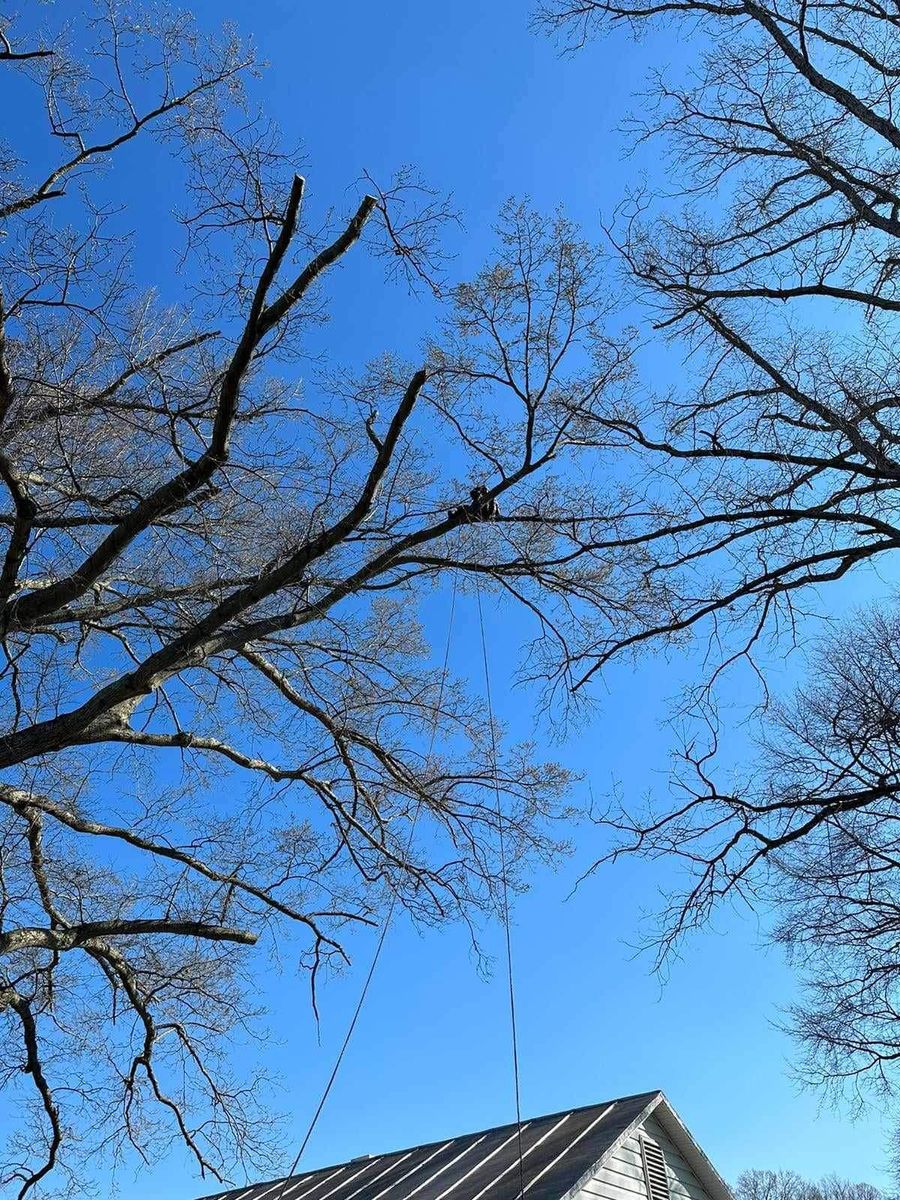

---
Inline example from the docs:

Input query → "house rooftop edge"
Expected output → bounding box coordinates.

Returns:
[199,1090,666,1198]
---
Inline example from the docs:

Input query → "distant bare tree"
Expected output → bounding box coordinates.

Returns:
[736,1171,813,1200]
[0,4,644,1195]
[736,1169,883,1200]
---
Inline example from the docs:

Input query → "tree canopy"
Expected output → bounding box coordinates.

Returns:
[0,6,646,1194]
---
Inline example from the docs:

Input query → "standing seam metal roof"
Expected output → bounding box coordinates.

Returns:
[199,1092,663,1200]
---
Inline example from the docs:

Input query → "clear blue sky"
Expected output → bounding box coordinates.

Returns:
[8,1,896,1195]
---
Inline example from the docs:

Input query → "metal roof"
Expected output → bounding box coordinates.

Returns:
[199,1091,664,1200]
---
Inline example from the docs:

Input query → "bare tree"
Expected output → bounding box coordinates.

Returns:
[534,0,900,1108]
[735,1171,814,1200]
[593,607,900,1098]
[537,0,900,689]
[0,4,645,1195]
[736,1169,883,1200]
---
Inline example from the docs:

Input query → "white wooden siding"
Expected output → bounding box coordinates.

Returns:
[571,1114,714,1200]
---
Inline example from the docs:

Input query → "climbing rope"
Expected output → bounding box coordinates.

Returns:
[272,566,460,1200]
[475,582,527,1200]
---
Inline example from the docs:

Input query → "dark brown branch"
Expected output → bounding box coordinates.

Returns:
[0,919,257,955]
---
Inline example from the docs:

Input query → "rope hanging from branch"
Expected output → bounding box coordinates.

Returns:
[273,564,528,1200]
[476,581,526,1200]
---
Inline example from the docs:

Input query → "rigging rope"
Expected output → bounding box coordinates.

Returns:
[475,582,527,1200]
[272,567,460,1200]
[272,561,528,1200]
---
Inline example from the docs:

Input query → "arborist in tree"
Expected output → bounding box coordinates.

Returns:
[448,484,500,524]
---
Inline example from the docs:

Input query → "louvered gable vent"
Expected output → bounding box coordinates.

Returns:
[640,1136,671,1200]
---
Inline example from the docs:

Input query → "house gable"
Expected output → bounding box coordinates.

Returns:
[567,1097,731,1200]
